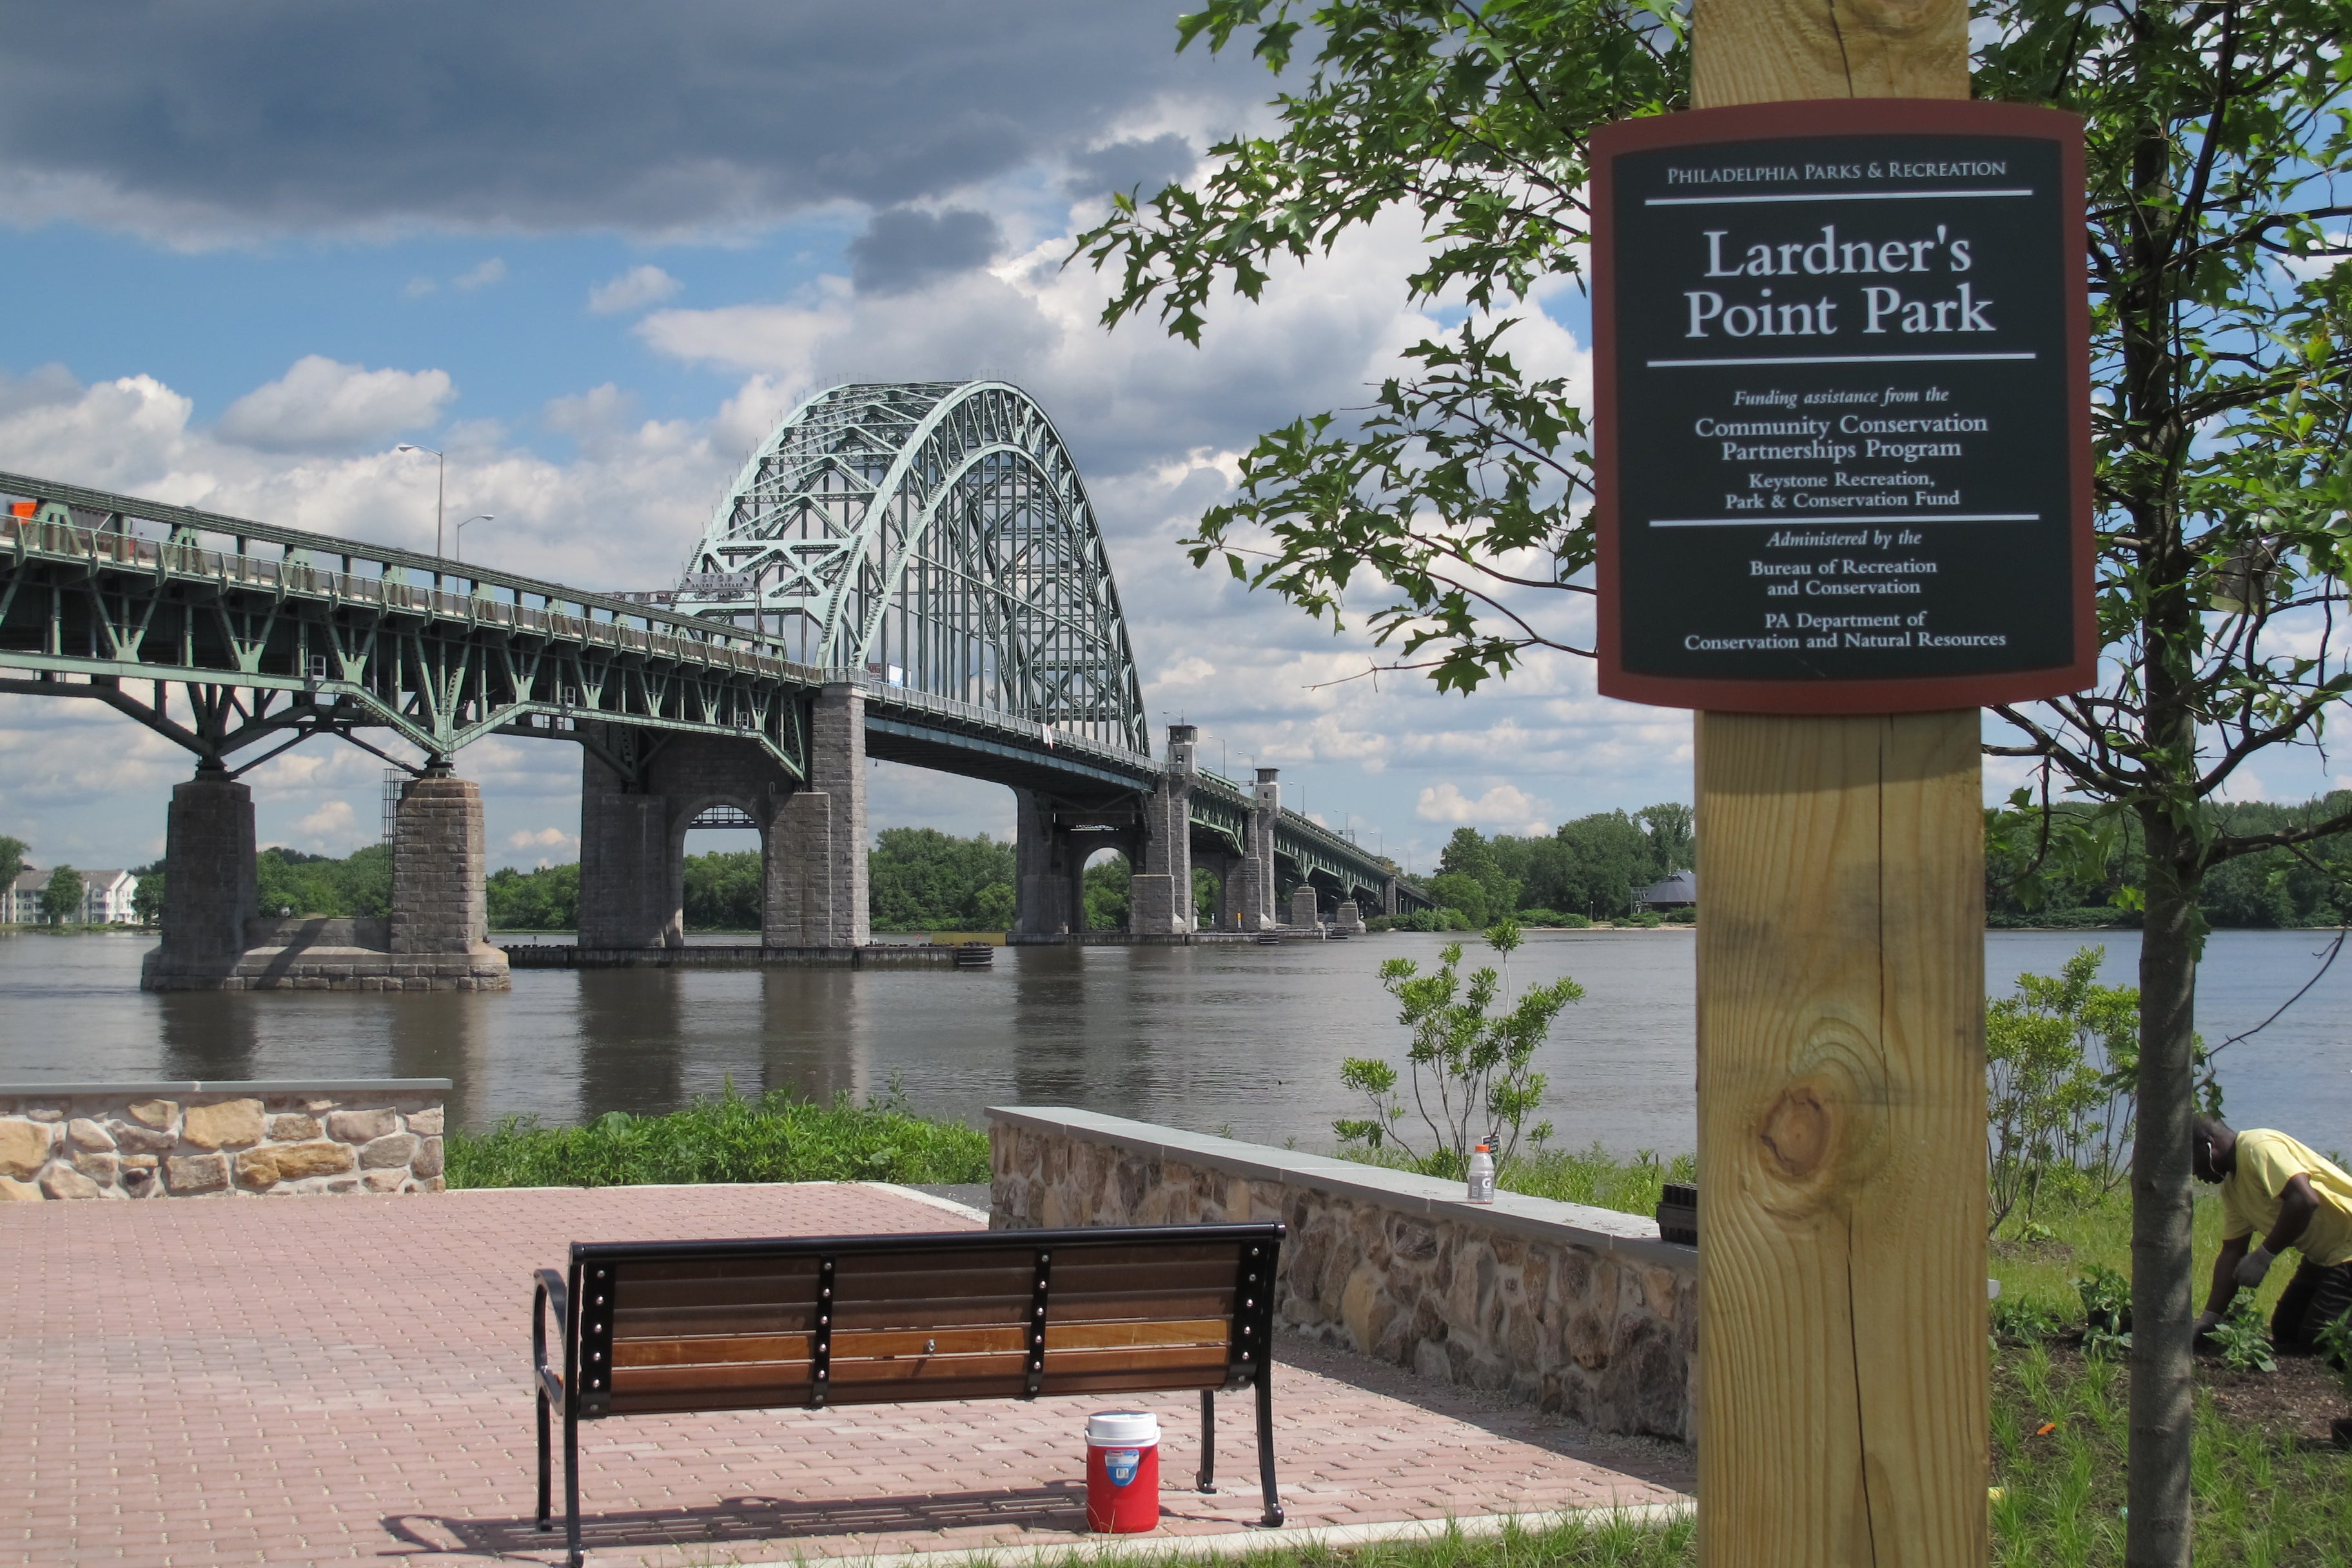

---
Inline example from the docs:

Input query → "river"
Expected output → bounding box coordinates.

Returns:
[2,928,2347,1153]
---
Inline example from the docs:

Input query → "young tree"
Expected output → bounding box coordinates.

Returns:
[1079,4,2352,1558]
[41,865,84,926]
[0,834,26,899]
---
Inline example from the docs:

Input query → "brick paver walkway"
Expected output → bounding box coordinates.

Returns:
[1,1184,1692,1567]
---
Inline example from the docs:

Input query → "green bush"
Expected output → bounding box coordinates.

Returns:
[1337,918,1581,1171]
[1986,946,2141,1235]
[1623,910,1664,928]
[446,1084,989,1189]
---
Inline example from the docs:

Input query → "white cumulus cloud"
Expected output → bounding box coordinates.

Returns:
[1416,783,1550,834]
[217,356,454,452]
[589,264,681,315]
[455,257,509,291]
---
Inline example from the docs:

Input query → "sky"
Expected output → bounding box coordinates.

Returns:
[0,3,2338,878]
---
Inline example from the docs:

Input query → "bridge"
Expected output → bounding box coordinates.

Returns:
[0,380,1427,990]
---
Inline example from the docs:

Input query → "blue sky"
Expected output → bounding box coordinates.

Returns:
[0,3,2337,879]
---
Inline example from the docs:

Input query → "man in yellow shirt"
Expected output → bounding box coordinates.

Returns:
[2193,1116,2352,1354]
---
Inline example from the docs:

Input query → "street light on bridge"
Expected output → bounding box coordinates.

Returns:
[395,444,446,559]
[454,514,495,563]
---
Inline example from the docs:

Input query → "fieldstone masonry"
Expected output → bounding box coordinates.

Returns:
[0,1081,449,1200]
[990,1106,1697,1443]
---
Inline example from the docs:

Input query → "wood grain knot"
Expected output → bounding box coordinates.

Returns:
[1759,1085,1834,1179]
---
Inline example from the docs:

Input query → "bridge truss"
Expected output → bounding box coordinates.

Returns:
[0,472,816,781]
[680,382,1148,754]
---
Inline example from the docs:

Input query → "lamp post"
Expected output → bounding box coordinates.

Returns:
[396,444,446,558]
[454,514,495,563]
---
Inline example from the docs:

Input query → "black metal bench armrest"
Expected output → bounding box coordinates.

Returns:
[534,1269,569,1402]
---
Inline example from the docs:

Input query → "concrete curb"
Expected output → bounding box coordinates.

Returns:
[727,1500,1696,1568]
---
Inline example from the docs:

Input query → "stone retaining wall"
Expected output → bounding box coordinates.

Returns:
[988,1107,1697,1444]
[0,1080,449,1200]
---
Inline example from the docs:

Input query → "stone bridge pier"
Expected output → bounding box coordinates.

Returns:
[1224,767,1280,932]
[576,681,869,950]
[1125,723,1195,936]
[143,759,509,992]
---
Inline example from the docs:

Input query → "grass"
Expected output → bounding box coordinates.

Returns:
[1990,1186,2295,1335]
[445,1083,990,1188]
[1994,1341,2352,1565]
[988,1512,1698,1568]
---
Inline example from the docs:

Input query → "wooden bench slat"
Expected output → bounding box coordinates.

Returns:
[1041,1366,1233,1396]
[1044,1317,1229,1350]
[613,1304,819,1337]
[611,1256,825,1285]
[614,1279,823,1313]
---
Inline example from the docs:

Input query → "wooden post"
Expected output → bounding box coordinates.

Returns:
[1689,3,1988,1565]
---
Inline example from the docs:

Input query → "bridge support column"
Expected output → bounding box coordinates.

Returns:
[1383,877,1400,917]
[1013,789,1081,939]
[141,763,258,988]
[1199,852,1241,930]
[769,682,869,948]
[1226,767,1281,932]
[1337,899,1363,933]
[1128,723,1196,936]
[580,752,682,949]
[389,765,511,988]
[1289,885,1321,930]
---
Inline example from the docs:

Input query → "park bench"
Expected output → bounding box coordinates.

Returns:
[531,1221,1288,1566]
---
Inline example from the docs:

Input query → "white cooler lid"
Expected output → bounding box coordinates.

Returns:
[1086,1410,1160,1446]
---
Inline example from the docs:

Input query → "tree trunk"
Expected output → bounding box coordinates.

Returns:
[2128,806,2200,1567]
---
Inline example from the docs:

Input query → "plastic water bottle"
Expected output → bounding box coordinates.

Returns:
[1466,1142,1496,1204]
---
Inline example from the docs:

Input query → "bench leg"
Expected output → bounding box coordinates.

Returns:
[536,1384,553,1531]
[565,1405,583,1567]
[1254,1370,1283,1527]
[1198,1391,1215,1493]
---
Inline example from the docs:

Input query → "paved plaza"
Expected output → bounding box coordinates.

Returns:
[1,1183,1693,1567]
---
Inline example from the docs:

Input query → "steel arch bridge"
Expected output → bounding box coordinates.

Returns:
[0,375,1429,921]
[679,381,1147,756]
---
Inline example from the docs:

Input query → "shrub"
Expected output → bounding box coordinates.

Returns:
[1986,946,2142,1234]
[1335,916,1582,1173]
[446,1083,989,1188]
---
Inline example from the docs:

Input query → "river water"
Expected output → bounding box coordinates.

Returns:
[3,928,2347,1153]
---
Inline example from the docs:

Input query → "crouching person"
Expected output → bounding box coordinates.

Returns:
[2192,1115,2352,1355]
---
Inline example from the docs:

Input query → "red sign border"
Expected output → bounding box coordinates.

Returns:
[1591,99,2093,715]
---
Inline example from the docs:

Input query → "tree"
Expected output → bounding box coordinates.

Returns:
[41,865,84,925]
[683,849,762,930]
[1082,853,1131,931]
[1337,916,1582,1172]
[131,861,165,926]
[486,863,580,931]
[1080,4,2352,1556]
[868,828,1019,932]
[0,835,25,903]
[1634,803,1693,879]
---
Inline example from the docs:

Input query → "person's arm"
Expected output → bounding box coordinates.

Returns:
[2226,1173,2318,1292]
[2262,1173,2320,1256]
[2198,1235,2250,1337]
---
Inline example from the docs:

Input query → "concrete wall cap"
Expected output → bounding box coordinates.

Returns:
[986,1105,1694,1270]
[0,1079,453,1097]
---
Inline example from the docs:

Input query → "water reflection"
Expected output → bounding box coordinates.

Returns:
[5,928,2349,1155]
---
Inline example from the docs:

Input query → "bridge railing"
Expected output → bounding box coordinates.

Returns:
[827,668,1153,774]
[0,473,823,681]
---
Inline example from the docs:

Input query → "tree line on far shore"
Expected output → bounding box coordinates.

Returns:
[17,789,2352,932]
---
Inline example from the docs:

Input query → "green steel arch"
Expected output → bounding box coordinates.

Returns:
[682,381,1149,755]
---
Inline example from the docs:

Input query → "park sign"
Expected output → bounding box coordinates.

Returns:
[1592,100,2093,713]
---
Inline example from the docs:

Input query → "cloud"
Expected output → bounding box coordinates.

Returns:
[2282,233,2349,280]
[508,826,576,851]
[292,799,360,847]
[1061,133,1195,201]
[1416,782,1551,834]
[588,264,681,315]
[0,3,1256,240]
[849,206,1003,295]
[216,356,455,451]
[454,257,507,290]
